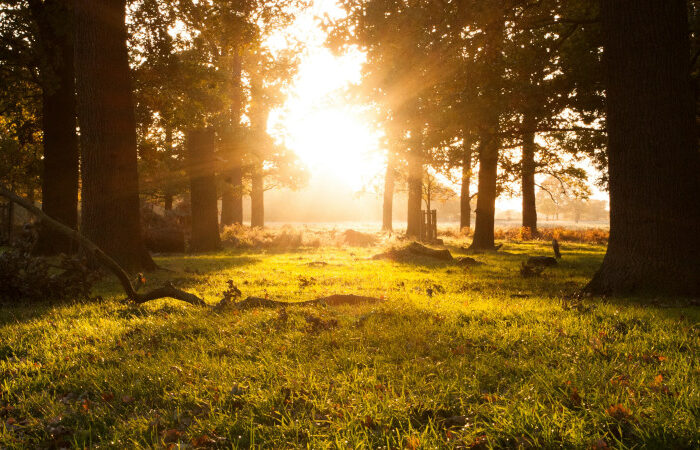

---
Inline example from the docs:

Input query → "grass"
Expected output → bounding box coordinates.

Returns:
[0,240,698,448]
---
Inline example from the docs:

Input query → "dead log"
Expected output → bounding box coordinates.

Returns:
[406,242,453,260]
[0,186,206,307]
[526,256,558,267]
[455,256,484,266]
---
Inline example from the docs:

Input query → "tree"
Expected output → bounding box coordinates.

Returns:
[469,3,506,251]
[187,128,221,252]
[0,0,79,254]
[27,0,79,254]
[586,0,700,295]
[74,0,155,272]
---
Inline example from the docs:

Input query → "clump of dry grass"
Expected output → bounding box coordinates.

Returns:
[492,226,609,243]
[437,226,608,244]
[221,224,384,249]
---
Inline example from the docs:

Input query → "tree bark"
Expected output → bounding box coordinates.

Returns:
[219,51,244,228]
[29,0,79,255]
[219,132,243,227]
[460,136,472,230]
[187,128,221,252]
[382,150,396,231]
[74,0,155,272]
[405,142,423,239]
[469,11,504,251]
[470,136,499,250]
[586,0,700,296]
[250,162,264,228]
[521,125,537,235]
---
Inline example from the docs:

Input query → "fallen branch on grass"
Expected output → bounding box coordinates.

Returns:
[0,186,206,307]
[1,187,386,310]
[230,294,384,310]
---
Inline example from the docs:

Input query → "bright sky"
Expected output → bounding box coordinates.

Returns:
[266,0,607,212]
[267,0,385,192]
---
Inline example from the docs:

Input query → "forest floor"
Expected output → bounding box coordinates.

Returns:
[0,240,698,448]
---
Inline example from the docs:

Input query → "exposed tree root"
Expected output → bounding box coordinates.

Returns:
[2,187,385,310]
[223,294,384,310]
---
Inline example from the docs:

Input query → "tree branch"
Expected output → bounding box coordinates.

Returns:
[0,186,207,307]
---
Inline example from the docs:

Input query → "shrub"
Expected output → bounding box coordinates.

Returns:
[220,224,340,249]
[0,249,99,304]
[491,226,608,244]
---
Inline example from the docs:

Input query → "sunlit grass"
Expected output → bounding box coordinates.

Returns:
[0,241,698,448]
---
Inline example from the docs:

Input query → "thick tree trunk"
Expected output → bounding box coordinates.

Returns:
[250,163,264,228]
[74,0,155,272]
[460,137,472,230]
[586,0,700,295]
[521,127,537,235]
[187,128,220,252]
[406,143,423,239]
[219,51,244,228]
[470,136,499,250]
[219,132,243,227]
[29,0,79,255]
[469,12,504,251]
[382,151,396,231]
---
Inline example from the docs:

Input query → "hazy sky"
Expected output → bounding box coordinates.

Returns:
[264,0,608,222]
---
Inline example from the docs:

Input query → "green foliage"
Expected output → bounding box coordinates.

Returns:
[0,242,698,447]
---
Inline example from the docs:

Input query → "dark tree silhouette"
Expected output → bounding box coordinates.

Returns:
[250,162,264,228]
[460,134,473,230]
[187,128,221,252]
[521,119,538,234]
[74,0,155,272]
[220,51,244,228]
[405,126,423,239]
[382,150,396,231]
[586,0,700,295]
[28,0,79,255]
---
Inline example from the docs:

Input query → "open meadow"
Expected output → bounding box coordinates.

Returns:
[1,235,698,449]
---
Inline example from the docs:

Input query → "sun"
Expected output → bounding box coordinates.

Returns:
[266,1,384,193]
[271,103,384,191]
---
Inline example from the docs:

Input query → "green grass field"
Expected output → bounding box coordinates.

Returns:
[1,241,698,448]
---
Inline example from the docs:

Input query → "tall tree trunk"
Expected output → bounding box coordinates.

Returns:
[405,138,423,239]
[219,51,244,228]
[521,124,537,235]
[250,162,264,228]
[74,0,154,272]
[382,151,396,231]
[187,128,220,252]
[586,0,700,295]
[460,136,472,230]
[470,136,498,250]
[219,131,243,227]
[29,0,79,255]
[469,11,504,251]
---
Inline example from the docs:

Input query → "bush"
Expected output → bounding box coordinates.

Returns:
[491,226,608,244]
[0,249,99,304]
[221,225,379,249]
